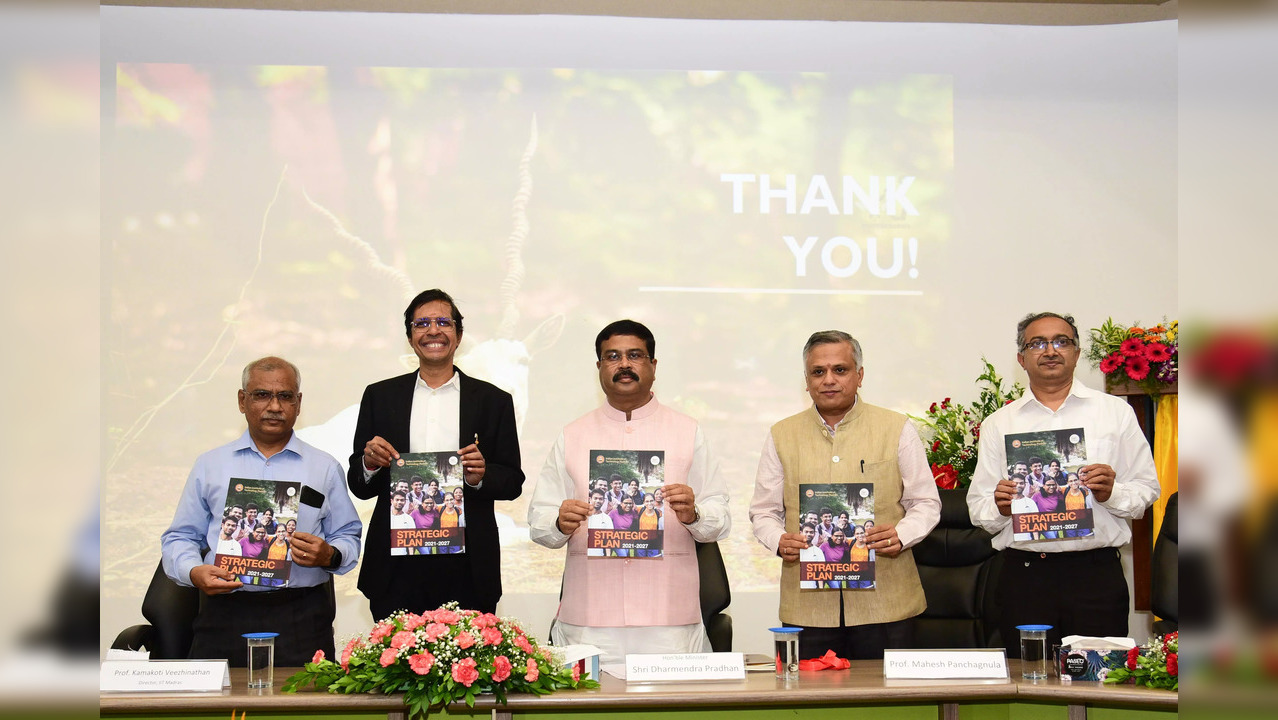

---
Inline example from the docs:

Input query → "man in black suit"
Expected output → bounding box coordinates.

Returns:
[348,288,525,618]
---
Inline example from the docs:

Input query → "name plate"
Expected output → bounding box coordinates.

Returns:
[625,652,745,682]
[883,650,1008,679]
[100,660,231,692]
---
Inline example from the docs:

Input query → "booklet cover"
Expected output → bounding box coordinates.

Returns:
[390,452,466,555]
[1004,428,1094,541]
[797,482,875,590]
[215,477,301,586]
[585,449,666,559]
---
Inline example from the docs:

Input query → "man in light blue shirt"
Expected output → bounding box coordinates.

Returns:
[161,356,362,666]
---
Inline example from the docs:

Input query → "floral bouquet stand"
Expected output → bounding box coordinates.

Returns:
[284,602,598,719]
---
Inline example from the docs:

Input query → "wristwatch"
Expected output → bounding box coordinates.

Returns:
[325,547,343,571]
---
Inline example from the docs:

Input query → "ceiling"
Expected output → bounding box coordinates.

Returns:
[101,0,1178,26]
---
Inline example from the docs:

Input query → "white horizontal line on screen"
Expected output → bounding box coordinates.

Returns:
[638,286,924,296]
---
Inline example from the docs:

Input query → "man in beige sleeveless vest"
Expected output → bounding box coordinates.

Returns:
[749,331,940,659]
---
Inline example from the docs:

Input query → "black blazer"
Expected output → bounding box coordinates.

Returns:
[347,369,524,611]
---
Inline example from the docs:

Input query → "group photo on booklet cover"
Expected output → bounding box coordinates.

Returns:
[797,482,876,590]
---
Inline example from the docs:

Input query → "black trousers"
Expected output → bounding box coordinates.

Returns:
[997,547,1129,657]
[785,593,916,661]
[368,577,496,621]
[189,584,335,667]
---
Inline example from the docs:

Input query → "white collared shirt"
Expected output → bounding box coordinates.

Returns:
[967,378,1161,551]
[363,371,462,481]
[409,370,462,453]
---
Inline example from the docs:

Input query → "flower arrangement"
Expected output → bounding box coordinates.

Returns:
[1104,631,1178,691]
[283,602,598,719]
[1086,318,1178,395]
[913,358,1024,489]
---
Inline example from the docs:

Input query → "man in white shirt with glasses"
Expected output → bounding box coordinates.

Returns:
[968,311,1160,657]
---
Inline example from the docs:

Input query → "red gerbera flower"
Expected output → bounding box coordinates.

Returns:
[1166,652,1177,677]
[1120,337,1146,357]
[1144,342,1171,363]
[1099,352,1125,374]
[1125,355,1151,380]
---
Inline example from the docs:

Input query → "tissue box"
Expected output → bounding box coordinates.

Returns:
[1059,648,1128,681]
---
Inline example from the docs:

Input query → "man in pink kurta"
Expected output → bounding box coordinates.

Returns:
[528,320,731,664]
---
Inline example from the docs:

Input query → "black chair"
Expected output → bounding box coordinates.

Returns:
[696,541,733,652]
[111,561,202,659]
[911,489,1003,648]
[1150,492,1177,635]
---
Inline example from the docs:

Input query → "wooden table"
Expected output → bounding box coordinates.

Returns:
[100,661,1177,720]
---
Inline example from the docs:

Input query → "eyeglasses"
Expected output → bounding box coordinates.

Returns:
[1021,336,1078,353]
[246,390,300,405]
[410,316,455,331]
[601,349,651,364]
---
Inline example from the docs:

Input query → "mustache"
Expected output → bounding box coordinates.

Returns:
[262,413,287,421]
[612,369,639,382]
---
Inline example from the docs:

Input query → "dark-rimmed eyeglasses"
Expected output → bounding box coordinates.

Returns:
[246,390,300,405]
[601,349,651,364]
[1020,336,1078,353]
[410,316,455,331]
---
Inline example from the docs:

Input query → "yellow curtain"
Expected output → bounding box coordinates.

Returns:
[1248,391,1278,533]
[1151,395,1178,538]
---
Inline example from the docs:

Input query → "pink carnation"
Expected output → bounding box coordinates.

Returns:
[452,658,479,687]
[408,651,435,675]
[390,630,417,651]
[418,610,436,623]
[370,622,395,642]
[481,627,504,646]
[492,655,513,682]
[434,609,461,625]
[311,649,326,664]
[379,648,399,667]
[514,633,534,654]
[402,613,426,631]
[471,613,499,629]
[422,622,450,642]
[572,664,581,682]
[341,638,360,671]
[524,657,539,682]
[455,631,476,650]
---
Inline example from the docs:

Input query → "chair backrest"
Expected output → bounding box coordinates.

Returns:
[1150,492,1178,624]
[911,488,1003,649]
[139,561,202,659]
[696,541,733,652]
[696,541,731,619]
